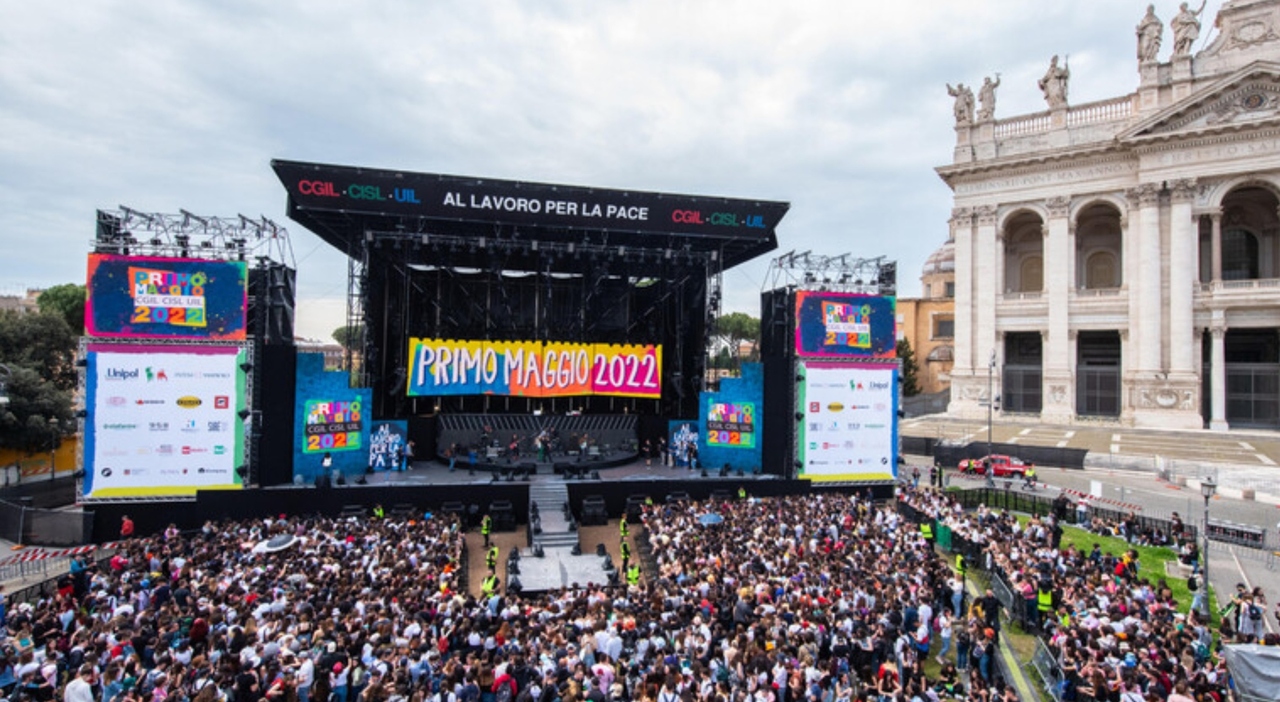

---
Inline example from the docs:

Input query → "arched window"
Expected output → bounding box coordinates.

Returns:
[1085,251,1118,289]
[1222,228,1259,280]
[1020,256,1044,292]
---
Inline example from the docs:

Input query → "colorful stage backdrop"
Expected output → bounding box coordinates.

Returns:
[794,292,896,359]
[369,420,409,472]
[797,362,898,482]
[86,254,248,341]
[82,343,247,498]
[699,363,763,474]
[294,353,371,481]
[407,338,661,398]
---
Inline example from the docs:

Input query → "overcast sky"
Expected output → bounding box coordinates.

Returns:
[1,1,1225,341]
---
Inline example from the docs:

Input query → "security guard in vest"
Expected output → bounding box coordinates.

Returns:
[481,513,492,547]
[620,540,632,571]
[1035,581,1054,632]
[626,563,641,586]
[920,521,934,542]
[619,514,629,539]
[372,503,385,520]
[481,573,500,598]
[1023,464,1038,491]
[738,486,747,500]
[486,544,499,572]
[956,554,967,579]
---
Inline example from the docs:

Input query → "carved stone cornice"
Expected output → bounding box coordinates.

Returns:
[1210,325,1227,339]
[1169,178,1198,203]
[1045,196,1071,219]
[975,205,998,226]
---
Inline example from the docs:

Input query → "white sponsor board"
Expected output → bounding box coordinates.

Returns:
[797,363,898,482]
[85,346,244,497]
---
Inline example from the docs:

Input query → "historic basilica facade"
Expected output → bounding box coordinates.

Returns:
[942,0,1280,430]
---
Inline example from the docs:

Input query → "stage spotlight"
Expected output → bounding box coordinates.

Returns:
[596,543,607,557]
[795,374,805,382]
[795,412,804,422]
[571,544,582,556]
[507,576,522,594]
[534,544,545,558]
[240,362,253,373]
[700,468,708,477]
[238,409,252,420]
[355,476,368,485]
[75,409,88,419]
[75,358,88,368]
[591,471,601,480]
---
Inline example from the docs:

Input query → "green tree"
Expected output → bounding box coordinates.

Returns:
[37,283,87,336]
[897,337,922,397]
[0,310,78,391]
[332,324,365,350]
[711,312,760,374]
[0,310,76,452]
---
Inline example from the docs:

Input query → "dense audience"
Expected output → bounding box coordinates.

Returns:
[0,487,1244,702]
[897,486,1236,702]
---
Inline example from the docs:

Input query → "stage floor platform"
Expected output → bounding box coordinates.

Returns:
[512,546,614,593]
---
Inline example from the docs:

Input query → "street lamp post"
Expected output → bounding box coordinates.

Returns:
[49,417,59,484]
[1200,476,1217,617]
[987,349,996,459]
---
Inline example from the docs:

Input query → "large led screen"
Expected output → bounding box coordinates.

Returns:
[794,292,896,359]
[407,338,661,398]
[83,344,247,497]
[797,363,898,482]
[86,254,249,340]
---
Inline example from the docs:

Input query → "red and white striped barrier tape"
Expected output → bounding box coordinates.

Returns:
[0,542,120,567]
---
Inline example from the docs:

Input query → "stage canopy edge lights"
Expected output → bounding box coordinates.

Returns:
[272,160,789,270]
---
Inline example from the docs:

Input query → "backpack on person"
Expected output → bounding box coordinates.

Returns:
[495,682,514,702]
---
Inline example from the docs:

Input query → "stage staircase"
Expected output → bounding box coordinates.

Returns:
[529,479,579,550]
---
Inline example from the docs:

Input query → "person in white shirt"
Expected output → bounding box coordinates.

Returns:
[63,665,95,702]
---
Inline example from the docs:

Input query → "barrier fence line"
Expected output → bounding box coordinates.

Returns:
[0,542,120,567]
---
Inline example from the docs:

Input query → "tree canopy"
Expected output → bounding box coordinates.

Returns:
[332,325,364,349]
[0,310,76,452]
[897,337,922,397]
[37,283,87,336]
[710,312,760,373]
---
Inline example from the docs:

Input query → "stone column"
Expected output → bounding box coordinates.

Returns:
[1135,184,1163,374]
[1042,197,1074,422]
[1210,211,1223,284]
[951,208,974,374]
[1169,179,1197,376]
[1210,325,1228,431]
[947,208,977,416]
[974,205,999,381]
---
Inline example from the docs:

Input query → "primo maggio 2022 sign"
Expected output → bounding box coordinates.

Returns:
[406,338,661,399]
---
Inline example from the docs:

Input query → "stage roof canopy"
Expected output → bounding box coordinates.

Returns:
[272,160,789,269]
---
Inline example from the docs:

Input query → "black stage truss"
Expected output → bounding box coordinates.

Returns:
[273,160,789,419]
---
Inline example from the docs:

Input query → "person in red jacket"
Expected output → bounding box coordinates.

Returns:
[491,663,517,701]
[119,515,134,539]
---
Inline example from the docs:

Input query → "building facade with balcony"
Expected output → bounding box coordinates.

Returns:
[941,0,1280,430]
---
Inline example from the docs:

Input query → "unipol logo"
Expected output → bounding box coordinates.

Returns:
[105,368,139,380]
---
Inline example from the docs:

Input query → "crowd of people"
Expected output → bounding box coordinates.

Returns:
[897,486,1237,702]
[0,491,1023,702]
[0,484,1246,702]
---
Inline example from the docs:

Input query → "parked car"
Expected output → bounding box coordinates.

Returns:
[957,454,1031,477]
